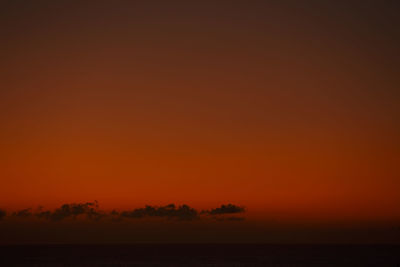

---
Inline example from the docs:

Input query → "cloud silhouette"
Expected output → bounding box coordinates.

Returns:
[0,209,6,220]
[12,208,33,218]
[120,204,198,220]
[37,201,104,221]
[203,204,245,215]
[1,202,246,222]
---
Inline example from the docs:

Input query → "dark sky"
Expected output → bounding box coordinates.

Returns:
[0,0,399,243]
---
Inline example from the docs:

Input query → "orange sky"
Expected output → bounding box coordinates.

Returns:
[1,1,399,225]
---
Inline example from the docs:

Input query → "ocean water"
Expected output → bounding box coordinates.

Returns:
[0,244,399,266]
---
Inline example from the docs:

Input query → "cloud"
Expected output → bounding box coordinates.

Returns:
[37,201,104,221]
[120,204,198,220]
[203,204,245,215]
[0,209,6,220]
[1,202,246,222]
[12,208,33,218]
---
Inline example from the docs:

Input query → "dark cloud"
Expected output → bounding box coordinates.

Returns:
[12,208,33,218]
[2,202,245,222]
[0,209,6,220]
[37,201,104,221]
[203,204,245,215]
[36,210,52,220]
[120,204,198,221]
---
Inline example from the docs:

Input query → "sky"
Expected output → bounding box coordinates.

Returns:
[0,0,399,243]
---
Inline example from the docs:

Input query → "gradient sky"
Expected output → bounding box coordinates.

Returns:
[0,0,399,242]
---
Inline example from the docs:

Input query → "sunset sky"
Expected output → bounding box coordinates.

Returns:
[0,1,399,243]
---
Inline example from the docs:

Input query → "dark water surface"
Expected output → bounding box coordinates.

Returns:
[0,244,399,266]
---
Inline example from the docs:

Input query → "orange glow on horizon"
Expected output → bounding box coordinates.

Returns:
[1,1,399,229]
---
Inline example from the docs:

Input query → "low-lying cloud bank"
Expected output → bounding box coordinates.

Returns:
[202,204,245,215]
[36,201,104,221]
[119,204,198,220]
[1,202,245,222]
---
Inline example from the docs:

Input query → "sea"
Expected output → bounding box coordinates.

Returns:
[0,244,399,266]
